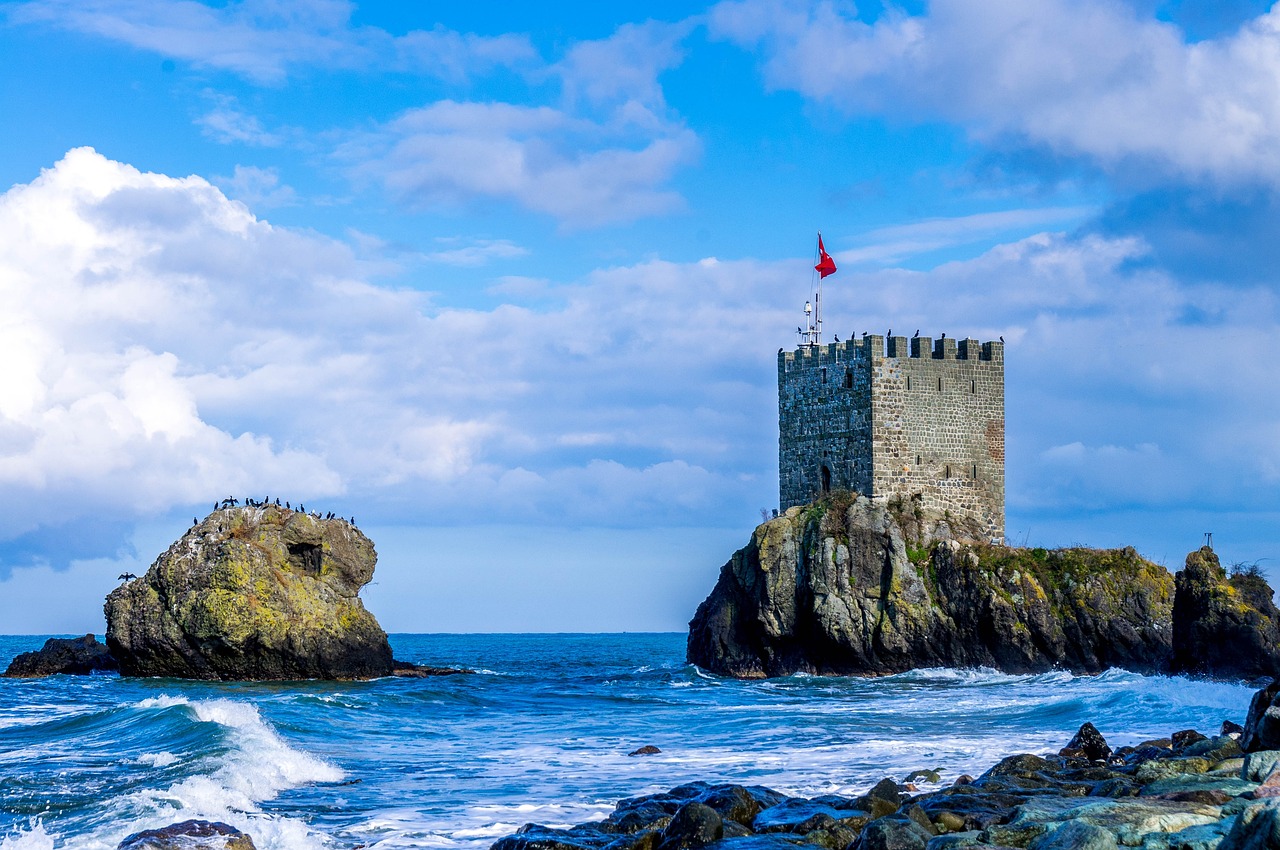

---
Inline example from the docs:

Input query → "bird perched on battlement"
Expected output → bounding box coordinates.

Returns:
[833,334,839,342]
[913,330,919,338]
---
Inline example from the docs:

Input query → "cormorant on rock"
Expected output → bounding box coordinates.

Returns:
[117,573,137,581]
[276,498,281,506]
[286,501,291,510]
[192,518,197,526]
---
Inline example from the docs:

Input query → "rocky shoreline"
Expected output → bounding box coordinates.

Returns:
[485,680,1280,850]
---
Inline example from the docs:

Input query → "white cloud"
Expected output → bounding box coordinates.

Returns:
[212,164,297,208]
[553,19,694,110]
[197,99,285,146]
[710,0,1280,187]
[3,149,1278,566]
[345,100,699,226]
[422,237,528,267]
[7,0,536,85]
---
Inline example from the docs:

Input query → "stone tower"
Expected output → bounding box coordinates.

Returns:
[778,333,1004,540]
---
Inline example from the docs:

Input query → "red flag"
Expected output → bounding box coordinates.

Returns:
[815,235,837,278]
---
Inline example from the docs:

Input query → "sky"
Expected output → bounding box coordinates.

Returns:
[1,0,1279,634]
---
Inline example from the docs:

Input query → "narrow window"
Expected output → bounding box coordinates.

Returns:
[971,379,977,393]
[937,377,943,391]
[844,370,853,389]
[820,367,827,384]
[906,376,912,390]
[821,465,832,493]
[972,464,978,479]
[944,465,951,479]
[916,456,922,466]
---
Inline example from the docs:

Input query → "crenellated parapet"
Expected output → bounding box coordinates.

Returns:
[778,332,1004,541]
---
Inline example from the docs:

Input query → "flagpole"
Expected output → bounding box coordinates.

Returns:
[814,231,823,345]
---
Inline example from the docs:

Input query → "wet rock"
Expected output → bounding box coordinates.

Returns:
[1172,730,1208,752]
[986,798,1219,848]
[1171,548,1280,679]
[1028,820,1118,850]
[1243,751,1280,783]
[390,660,474,677]
[1223,720,1245,739]
[630,746,663,757]
[857,779,904,820]
[660,803,724,850]
[851,816,932,850]
[1242,680,1280,754]
[495,825,613,850]
[697,785,773,827]
[1219,800,1280,850]
[3,634,118,677]
[905,770,942,785]
[753,800,869,834]
[1065,723,1112,762]
[106,506,393,680]
[116,819,256,850]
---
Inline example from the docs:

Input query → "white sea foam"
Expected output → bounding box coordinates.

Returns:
[71,697,345,850]
[135,751,178,767]
[0,822,53,850]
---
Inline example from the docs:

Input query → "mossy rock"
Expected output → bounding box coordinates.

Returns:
[106,506,392,680]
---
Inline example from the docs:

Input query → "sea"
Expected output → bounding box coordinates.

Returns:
[0,633,1259,850]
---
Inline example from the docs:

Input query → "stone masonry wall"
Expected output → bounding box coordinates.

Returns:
[778,333,1004,540]
[777,339,873,507]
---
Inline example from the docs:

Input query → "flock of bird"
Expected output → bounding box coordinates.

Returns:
[192,497,355,527]
[786,329,1006,350]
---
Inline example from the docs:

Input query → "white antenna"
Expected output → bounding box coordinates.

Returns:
[802,232,829,347]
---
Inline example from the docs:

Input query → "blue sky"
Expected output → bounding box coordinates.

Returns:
[1,0,1278,633]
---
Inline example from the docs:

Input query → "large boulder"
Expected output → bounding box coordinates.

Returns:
[106,506,392,680]
[3,634,118,677]
[688,493,1280,679]
[1171,547,1280,679]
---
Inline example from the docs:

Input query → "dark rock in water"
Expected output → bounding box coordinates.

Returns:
[105,506,393,680]
[630,745,662,756]
[1171,729,1208,752]
[1242,679,1280,753]
[1223,720,1245,738]
[660,802,723,850]
[1064,722,1111,762]
[686,495,1179,678]
[1171,547,1280,679]
[391,660,474,677]
[493,824,614,850]
[3,634,118,677]
[117,819,255,849]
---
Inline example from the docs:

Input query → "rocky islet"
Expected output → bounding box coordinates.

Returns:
[687,493,1280,680]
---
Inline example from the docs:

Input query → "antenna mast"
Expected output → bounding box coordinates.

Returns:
[802,231,834,347]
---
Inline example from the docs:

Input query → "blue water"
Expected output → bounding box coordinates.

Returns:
[0,633,1258,850]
